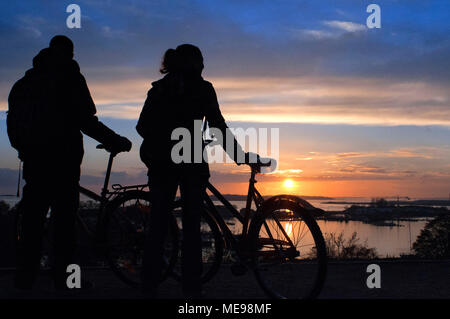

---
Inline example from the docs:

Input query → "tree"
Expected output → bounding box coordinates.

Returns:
[413,214,450,259]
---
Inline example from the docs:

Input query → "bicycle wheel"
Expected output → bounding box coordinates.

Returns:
[248,195,327,299]
[171,205,223,284]
[103,190,179,288]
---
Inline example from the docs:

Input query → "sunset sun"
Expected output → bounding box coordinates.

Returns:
[283,179,295,190]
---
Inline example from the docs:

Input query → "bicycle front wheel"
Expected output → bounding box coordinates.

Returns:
[248,196,327,299]
[103,190,179,288]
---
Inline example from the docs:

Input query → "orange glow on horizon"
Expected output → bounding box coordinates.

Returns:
[206,178,447,199]
[283,179,296,191]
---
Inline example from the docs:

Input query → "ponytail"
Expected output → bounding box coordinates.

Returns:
[160,48,177,74]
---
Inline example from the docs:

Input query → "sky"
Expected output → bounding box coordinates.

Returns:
[0,0,449,198]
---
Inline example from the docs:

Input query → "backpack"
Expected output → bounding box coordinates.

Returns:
[6,76,37,158]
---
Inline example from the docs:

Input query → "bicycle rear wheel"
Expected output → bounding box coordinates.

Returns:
[103,190,179,288]
[248,196,327,299]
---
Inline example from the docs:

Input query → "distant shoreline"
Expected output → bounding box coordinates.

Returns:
[322,199,450,207]
[211,194,334,201]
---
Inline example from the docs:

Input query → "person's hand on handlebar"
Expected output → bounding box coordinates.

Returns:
[109,135,132,154]
[238,152,277,173]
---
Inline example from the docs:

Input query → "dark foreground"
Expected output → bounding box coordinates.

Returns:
[0,260,449,299]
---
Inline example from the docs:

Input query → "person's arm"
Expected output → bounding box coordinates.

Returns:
[76,73,131,151]
[203,82,246,164]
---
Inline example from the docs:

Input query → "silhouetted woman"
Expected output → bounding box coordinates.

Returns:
[137,44,247,298]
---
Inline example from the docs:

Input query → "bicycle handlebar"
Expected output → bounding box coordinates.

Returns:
[247,156,277,174]
[96,144,119,156]
[97,144,276,173]
[247,161,271,171]
[255,160,272,167]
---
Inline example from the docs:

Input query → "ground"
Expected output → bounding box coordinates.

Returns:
[0,260,449,299]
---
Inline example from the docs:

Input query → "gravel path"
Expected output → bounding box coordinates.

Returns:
[1,260,449,299]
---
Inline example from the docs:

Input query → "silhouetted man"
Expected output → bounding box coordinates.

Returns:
[7,35,132,290]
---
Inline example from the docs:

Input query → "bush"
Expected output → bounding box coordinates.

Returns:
[322,231,378,259]
[412,214,450,259]
[0,200,10,214]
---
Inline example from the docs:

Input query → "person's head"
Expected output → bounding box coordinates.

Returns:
[49,35,74,61]
[160,44,204,76]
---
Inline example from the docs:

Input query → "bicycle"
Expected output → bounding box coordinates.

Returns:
[113,156,328,299]
[14,144,179,284]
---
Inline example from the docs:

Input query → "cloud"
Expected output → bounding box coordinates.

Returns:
[17,15,47,38]
[267,169,303,177]
[295,19,366,40]
[299,29,336,40]
[1,0,450,123]
[3,75,440,127]
[323,20,366,33]
[336,152,367,158]
[387,149,434,159]
[211,76,450,126]
[333,147,442,161]
[337,164,388,174]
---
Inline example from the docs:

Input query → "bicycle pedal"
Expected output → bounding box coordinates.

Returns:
[230,264,248,276]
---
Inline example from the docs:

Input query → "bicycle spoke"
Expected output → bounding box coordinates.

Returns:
[104,192,178,288]
[251,203,327,299]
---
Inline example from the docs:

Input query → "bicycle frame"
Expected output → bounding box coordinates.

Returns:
[199,121,266,251]
[79,152,114,207]
[201,167,265,255]
[77,151,147,238]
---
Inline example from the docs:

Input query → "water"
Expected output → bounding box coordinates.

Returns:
[0,195,431,257]
[222,198,383,212]
[215,200,429,257]
[309,198,365,211]
[218,215,426,258]
[317,219,426,257]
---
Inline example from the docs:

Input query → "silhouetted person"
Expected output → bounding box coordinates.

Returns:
[7,35,132,290]
[137,44,250,298]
